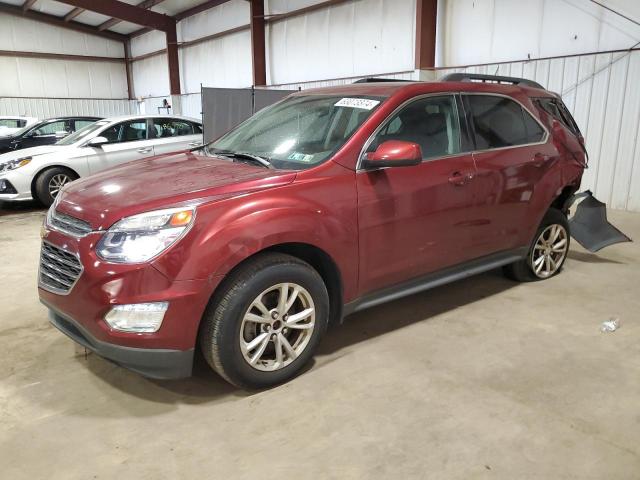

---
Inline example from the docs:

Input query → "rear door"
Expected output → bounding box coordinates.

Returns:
[356,94,479,294]
[463,94,554,254]
[149,118,202,155]
[87,119,155,174]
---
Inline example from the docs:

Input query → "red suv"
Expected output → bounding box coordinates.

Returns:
[39,74,601,388]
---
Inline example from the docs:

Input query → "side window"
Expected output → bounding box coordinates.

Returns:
[467,95,544,149]
[150,118,194,138]
[74,119,96,131]
[369,95,462,160]
[32,121,68,137]
[0,119,22,128]
[99,121,147,144]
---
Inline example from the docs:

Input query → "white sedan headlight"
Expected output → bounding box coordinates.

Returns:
[0,157,31,173]
[96,207,196,263]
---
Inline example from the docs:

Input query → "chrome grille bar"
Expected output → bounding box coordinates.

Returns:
[39,242,83,295]
[48,210,92,238]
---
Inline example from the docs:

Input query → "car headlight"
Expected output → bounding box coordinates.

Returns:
[96,207,196,263]
[0,157,31,173]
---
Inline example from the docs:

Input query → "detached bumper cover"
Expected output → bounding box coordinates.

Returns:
[45,301,194,379]
[567,190,632,252]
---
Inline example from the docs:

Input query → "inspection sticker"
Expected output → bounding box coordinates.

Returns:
[334,98,380,110]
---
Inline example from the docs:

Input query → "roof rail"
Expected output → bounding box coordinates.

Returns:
[440,73,544,90]
[353,77,415,83]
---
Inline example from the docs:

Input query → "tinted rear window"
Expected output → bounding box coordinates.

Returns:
[467,95,545,150]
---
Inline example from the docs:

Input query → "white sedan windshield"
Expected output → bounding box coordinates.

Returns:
[57,121,109,146]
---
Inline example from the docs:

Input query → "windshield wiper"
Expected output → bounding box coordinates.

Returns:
[213,150,274,169]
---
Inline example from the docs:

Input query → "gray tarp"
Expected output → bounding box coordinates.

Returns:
[202,87,296,143]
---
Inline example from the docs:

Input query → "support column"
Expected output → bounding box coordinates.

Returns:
[166,21,181,96]
[250,0,266,86]
[123,40,134,100]
[415,0,438,70]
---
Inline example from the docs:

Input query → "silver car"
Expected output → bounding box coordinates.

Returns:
[0,115,202,206]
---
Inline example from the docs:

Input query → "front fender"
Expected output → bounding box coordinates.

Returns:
[152,168,359,301]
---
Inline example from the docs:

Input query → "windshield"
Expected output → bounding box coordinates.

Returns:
[57,121,109,146]
[208,95,384,170]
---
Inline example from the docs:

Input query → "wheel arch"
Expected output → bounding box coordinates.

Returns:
[207,242,344,328]
[30,165,80,200]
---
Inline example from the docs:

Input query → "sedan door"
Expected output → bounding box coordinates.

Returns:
[148,118,203,155]
[87,119,155,175]
[356,94,478,294]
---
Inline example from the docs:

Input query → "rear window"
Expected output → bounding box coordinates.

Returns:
[535,97,581,136]
[466,95,545,150]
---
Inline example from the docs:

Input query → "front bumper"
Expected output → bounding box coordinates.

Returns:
[38,227,223,379]
[0,170,34,201]
[45,302,194,379]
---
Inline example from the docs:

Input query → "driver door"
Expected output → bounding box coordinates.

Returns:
[356,94,478,294]
[23,120,71,148]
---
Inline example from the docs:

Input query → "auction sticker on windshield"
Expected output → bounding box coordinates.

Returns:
[334,98,380,110]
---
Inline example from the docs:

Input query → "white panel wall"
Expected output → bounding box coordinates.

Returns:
[0,97,137,118]
[266,0,416,85]
[0,12,128,99]
[131,54,170,98]
[434,49,640,212]
[443,0,640,66]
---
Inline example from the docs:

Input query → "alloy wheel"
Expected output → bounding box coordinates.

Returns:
[240,282,315,372]
[530,224,569,278]
[49,174,71,198]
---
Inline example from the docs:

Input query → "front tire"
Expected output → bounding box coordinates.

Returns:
[34,167,78,207]
[503,208,570,282]
[199,253,329,389]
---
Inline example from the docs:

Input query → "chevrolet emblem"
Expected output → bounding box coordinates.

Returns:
[40,225,49,239]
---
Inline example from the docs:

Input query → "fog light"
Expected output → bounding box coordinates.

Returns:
[104,302,169,333]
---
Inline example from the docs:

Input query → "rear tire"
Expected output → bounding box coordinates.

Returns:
[199,252,329,389]
[34,167,78,207]
[503,208,570,282]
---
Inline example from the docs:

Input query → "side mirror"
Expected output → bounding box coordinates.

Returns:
[87,136,108,148]
[361,140,423,169]
[55,131,69,139]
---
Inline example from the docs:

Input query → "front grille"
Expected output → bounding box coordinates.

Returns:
[39,242,83,294]
[49,210,92,237]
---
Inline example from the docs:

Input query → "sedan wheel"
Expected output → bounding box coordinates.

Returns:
[240,282,315,372]
[48,174,71,198]
[530,223,569,278]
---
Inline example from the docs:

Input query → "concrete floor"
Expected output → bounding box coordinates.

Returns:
[1,204,639,479]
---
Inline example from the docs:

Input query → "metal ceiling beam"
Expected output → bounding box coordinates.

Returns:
[55,0,173,31]
[98,0,165,31]
[22,0,38,12]
[0,2,127,42]
[64,7,84,21]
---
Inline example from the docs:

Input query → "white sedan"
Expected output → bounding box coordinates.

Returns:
[0,115,203,206]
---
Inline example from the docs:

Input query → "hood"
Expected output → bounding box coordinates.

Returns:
[0,145,68,162]
[56,151,297,230]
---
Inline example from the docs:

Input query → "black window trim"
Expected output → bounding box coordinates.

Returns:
[356,92,471,171]
[99,119,150,145]
[462,92,549,153]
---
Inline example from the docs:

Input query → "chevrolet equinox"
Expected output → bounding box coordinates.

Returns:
[39,74,598,388]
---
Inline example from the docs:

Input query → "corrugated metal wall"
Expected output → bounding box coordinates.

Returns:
[0,97,137,119]
[433,49,640,212]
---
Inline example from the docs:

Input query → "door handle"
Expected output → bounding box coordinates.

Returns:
[448,171,474,186]
[188,141,201,146]
[137,148,152,153]
[533,152,550,167]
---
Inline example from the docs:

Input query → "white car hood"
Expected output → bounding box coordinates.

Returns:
[0,145,71,162]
